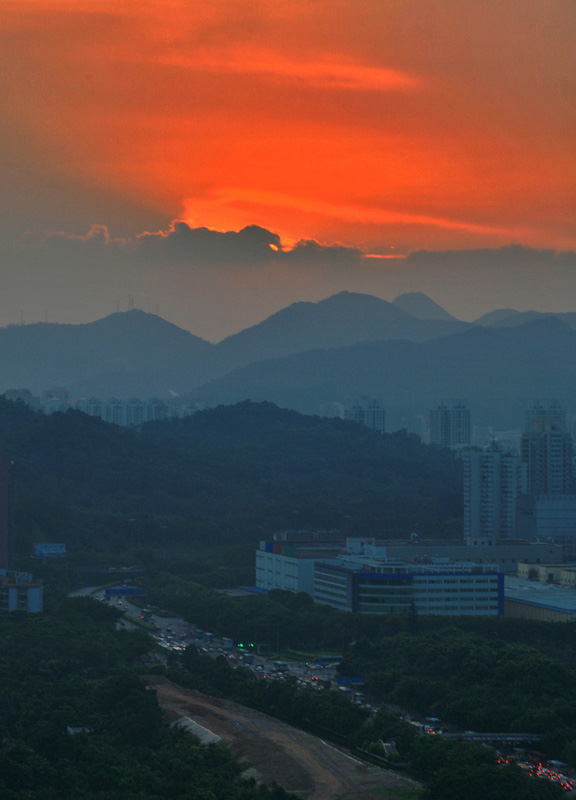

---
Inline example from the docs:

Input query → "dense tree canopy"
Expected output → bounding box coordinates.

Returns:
[0,595,296,800]
[0,398,462,566]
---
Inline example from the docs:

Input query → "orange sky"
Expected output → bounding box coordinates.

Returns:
[2,0,575,254]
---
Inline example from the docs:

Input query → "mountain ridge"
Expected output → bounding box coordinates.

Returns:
[0,294,574,432]
[190,317,576,431]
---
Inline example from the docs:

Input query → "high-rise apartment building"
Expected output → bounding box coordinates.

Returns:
[525,402,566,432]
[429,400,471,448]
[520,402,574,496]
[463,442,527,543]
[344,397,385,433]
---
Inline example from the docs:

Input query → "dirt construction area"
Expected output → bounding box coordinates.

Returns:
[146,675,419,800]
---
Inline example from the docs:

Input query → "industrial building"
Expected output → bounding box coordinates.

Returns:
[314,559,502,616]
[256,533,560,600]
[256,541,341,596]
[256,536,504,616]
[505,576,576,622]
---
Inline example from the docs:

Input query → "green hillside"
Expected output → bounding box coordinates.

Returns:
[0,398,461,566]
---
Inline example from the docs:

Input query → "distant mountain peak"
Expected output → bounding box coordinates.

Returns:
[88,309,212,346]
[473,308,576,334]
[393,292,456,321]
[319,290,409,315]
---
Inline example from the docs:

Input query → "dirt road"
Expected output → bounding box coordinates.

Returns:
[146,675,419,800]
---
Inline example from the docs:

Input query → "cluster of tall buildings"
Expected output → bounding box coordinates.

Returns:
[339,397,472,444]
[463,402,576,553]
[4,388,199,427]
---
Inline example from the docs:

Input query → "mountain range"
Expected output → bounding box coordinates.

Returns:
[1,292,575,432]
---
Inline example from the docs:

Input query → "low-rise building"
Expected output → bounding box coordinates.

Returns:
[517,562,576,588]
[517,495,576,558]
[505,575,576,622]
[0,570,43,613]
[256,540,341,595]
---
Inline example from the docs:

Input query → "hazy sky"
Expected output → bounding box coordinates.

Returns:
[1,0,575,339]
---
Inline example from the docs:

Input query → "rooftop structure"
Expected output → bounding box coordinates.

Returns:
[271,529,344,544]
[170,716,222,744]
[517,562,576,587]
[505,575,576,622]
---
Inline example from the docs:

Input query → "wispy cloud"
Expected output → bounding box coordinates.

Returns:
[154,48,422,92]
[183,188,536,242]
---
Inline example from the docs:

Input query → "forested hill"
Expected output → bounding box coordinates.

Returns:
[0,398,462,556]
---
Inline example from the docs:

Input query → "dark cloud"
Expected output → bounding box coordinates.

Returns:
[285,239,364,264]
[41,220,365,269]
[46,224,113,250]
[136,222,283,264]
[1,222,575,340]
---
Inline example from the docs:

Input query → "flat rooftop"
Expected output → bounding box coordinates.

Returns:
[505,576,576,615]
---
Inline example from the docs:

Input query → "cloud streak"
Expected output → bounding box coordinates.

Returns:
[183,189,538,243]
[155,49,422,92]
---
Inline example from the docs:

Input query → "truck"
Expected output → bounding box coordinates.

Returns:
[222,637,234,650]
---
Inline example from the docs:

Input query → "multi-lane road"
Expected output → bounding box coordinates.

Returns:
[92,591,360,698]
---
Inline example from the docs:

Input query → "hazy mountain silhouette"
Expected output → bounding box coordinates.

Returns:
[214,291,469,369]
[0,292,469,398]
[0,310,213,396]
[475,308,576,330]
[393,292,456,321]
[0,295,575,419]
[191,317,576,430]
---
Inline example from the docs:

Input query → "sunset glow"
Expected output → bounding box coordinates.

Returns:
[0,0,575,336]
[2,0,574,253]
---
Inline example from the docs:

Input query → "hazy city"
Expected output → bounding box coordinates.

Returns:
[1,2,575,799]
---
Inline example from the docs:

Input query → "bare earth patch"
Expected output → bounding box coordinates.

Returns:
[145,675,420,800]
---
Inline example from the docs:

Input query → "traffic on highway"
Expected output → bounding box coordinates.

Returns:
[94,590,576,793]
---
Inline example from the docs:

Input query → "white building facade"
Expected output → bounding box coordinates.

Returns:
[463,443,527,543]
[314,560,502,616]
